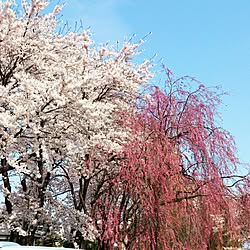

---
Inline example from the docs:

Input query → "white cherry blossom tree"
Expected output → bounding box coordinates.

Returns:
[0,0,152,245]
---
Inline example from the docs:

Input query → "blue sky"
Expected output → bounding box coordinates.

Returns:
[60,0,250,168]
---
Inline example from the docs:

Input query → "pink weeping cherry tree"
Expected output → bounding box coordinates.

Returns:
[93,69,250,250]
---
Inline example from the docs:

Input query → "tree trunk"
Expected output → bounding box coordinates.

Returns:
[0,158,13,214]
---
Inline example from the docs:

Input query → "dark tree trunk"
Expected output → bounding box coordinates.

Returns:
[0,158,13,214]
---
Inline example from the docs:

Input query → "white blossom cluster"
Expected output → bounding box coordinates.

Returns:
[0,0,152,168]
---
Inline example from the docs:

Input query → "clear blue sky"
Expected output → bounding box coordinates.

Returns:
[60,0,250,168]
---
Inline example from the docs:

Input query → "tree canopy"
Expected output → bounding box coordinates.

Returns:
[0,1,249,249]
